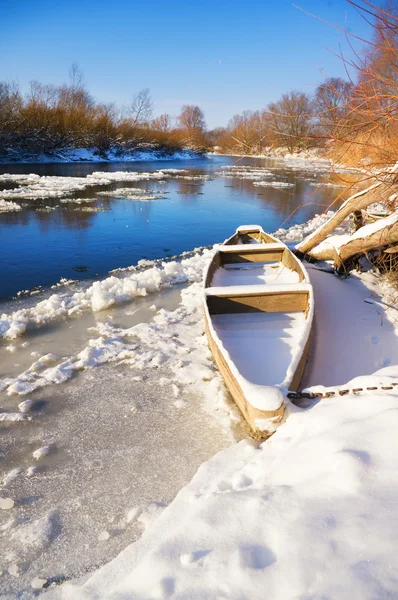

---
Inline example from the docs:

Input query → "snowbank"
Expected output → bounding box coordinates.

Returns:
[51,367,398,600]
[0,248,213,340]
[0,148,202,164]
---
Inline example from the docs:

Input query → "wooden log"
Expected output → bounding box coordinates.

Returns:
[297,164,398,255]
[309,214,398,267]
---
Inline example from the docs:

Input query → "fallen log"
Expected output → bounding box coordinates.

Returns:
[297,164,398,255]
[309,213,398,268]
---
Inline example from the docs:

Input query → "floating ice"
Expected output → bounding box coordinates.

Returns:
[0,247,213,340]
[32,445,54,460]
[0,497,15,510]
[0,199,22,212]
[253,181,295,188]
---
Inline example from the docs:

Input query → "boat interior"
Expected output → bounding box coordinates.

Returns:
[205,228,311,391]
[205,244,305,288]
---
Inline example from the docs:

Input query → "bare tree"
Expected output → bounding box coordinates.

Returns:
[178,104,206,131]
[267,91,313,152]
[313,77,353,136]
[151,113,173,131]
[68,63,85,90]
[130,88,153,127]
[0,82,22,129]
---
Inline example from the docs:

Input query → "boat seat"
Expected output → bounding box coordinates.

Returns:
[217,243,286,253]
[205,283,312,297]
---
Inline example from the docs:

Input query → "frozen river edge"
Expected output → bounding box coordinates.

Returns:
[1,177,397,598]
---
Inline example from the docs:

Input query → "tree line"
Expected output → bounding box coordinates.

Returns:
[214,1,398,171]
[0,1,396,170]
[0,65,208,160]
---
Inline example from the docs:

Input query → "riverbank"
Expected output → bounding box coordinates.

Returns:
[0,147,204,165]
[1,204,397,597]
[44,228,398,600]
[211,148,362,174]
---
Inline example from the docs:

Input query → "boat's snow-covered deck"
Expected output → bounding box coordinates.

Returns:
[211,262,301,287]
[211,311,307,388]
[237,236,259,244]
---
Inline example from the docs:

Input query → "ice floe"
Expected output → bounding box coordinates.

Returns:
[0,199,22,212]
[0,248,214,340]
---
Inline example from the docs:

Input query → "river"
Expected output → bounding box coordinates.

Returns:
[0,155,356,299]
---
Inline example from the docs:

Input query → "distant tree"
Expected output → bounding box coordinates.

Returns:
[267,91,313,152]
[130,88,153,126]
[178,105,206,131]
[151,113,173,131]
[313,77,353,136]
[0,82,22,129]
[206,126,227,146]
[69,63,85,90]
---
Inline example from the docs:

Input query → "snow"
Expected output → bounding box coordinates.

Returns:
[0,169,183,204]
[274,210,350,244]
[310,211,398,258]
[48,371,398,600]
[97,187,166,200]
[211,311,306,409]
[0,498,15,510]
[0,148,200,164]
[0,248,213,340]
[215,166,274,181]
[26,213,394,600]
[253,181,295,188]
[32,445,53,460]
[218,242,284,252]
[0,174,109,201]
[0,413,32,422]
[211,262,300,287]
[0,199,22,212]
[2,178,398,598]
[3,467,23,487]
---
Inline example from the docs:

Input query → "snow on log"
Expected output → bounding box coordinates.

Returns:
[297,164,398,255]
[309,212,398,266]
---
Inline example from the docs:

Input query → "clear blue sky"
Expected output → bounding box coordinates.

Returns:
[1,0,374,128]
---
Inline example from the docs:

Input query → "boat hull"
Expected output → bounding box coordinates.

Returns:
[204,225,313,438]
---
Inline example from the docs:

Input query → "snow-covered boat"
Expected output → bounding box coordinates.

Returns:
[203,225,314,438]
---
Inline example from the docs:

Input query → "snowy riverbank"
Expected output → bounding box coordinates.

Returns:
[0,148,203,165]
[41,257,398,600]
[48,267,398,600]
[1,208,398,598]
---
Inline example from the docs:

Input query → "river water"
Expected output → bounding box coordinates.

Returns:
[0,155,355,300]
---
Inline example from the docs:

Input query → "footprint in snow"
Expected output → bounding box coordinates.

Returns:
[377,357,391,368]
[180,549,212,565]
[232,545,276,570]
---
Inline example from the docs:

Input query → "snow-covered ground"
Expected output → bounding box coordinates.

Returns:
[0,148,201,164]
[213,151,360,175]
[1,207,398,598]
[40,253,398,599]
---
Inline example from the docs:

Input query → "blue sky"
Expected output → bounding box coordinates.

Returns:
[1,0,374,128]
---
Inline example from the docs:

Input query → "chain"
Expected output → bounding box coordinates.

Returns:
[287,382,398,401]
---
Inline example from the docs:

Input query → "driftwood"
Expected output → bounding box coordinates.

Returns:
[297,164,398,256]
[310,214,398,268]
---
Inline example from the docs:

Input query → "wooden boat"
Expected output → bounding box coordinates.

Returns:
[203,225,313,438]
